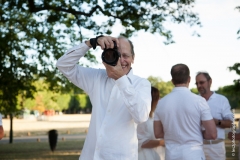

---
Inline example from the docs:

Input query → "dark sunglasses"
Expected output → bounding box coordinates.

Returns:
[195,81,207,85]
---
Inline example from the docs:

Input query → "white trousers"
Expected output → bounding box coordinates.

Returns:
[203,141,225,160]
[165,144,205,160]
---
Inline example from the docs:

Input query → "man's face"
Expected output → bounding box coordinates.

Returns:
[195,74,211,95]
[118,38,134,75]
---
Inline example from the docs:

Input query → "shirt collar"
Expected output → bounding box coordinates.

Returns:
[208,91,216,100]
[126,68,134,84]
[172,87,190,92]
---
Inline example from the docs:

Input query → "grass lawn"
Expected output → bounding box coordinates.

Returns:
[225,139,239,160]
[0,140,84,160]
[0,138,239,160]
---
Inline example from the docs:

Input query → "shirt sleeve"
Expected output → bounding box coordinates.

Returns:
[154,102,161,121]
[222,97,233,121]
[199,98,213,121]
[56,43,98,94]
[115,75,151,124]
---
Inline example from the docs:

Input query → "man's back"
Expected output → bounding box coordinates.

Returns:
[155,87,213,160]
[156,87,211,144]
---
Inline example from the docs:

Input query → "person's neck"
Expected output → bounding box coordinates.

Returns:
[126,67,132,75]
[201,91,213,101]
[175,84,188,88]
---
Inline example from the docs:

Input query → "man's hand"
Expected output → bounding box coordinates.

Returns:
[85,36,119,50]
[103,58,124,80]
[97,36,119,50]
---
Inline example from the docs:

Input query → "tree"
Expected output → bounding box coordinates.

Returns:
[0,0,200,143]
[147,76,174,97]
[236,6,240,39]
[190,88,198,94]
[27,0,201,44]
[223,6,240,107]
[221,63,240,107]
[216,86,240,109]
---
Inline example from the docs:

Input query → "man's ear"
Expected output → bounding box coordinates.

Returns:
[188,76,191,83]
[209,79,212,87]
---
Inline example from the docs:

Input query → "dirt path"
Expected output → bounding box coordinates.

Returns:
[2,114,91,132]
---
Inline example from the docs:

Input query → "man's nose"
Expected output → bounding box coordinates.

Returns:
[120,57,124,63]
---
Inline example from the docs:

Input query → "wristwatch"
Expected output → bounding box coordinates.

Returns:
[218,120,221,126]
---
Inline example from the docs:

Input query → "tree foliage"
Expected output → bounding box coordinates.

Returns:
[147,76,174,97]
[0,0,200,143]
[236,6,240,39]
[17,80,92,113]
[0,0,201,112]
[190,88,198,94]
[27,0,200,44]
[220,63,240,107]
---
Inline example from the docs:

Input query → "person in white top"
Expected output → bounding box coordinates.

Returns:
[0,113,4,140]
[154,63,217,160]
[196,71,233,160]
[57,35,151,160]
[137,86,165,160]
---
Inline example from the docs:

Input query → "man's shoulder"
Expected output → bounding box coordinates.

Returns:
[131,74,150,84]
[213,92,228,100]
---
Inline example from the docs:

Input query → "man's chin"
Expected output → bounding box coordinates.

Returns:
[123,68,130,75]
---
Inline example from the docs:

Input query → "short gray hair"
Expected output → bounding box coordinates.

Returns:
[196,71,212,81]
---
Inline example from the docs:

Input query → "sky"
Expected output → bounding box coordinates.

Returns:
[92,0,240,91]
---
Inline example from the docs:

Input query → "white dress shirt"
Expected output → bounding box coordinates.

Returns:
[57,43,151,160]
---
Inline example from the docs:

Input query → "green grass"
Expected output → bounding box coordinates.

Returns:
[0,140,84,160]
[226,139,239,160]
[0,138,239,160]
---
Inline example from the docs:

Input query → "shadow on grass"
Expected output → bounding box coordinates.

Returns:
[0,140,84,160]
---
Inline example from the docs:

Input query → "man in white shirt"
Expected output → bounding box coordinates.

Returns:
[196,71,233,160]
[154,63,217,160]
[57,35,151,160]
[0,113,4,140]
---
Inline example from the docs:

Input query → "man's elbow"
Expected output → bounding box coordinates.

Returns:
[210,131,217,140]
[204,130,217,140]
[136,116,148,124]
[155,132,164,139]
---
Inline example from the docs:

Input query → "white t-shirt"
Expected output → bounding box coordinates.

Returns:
[154,87,213,160]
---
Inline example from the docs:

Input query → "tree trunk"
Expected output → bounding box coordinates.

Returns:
[9,113,13,143]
